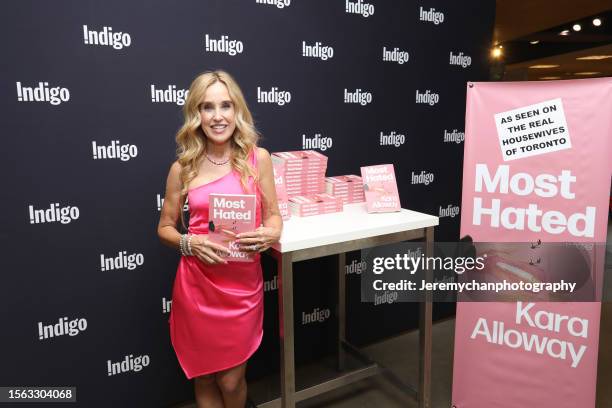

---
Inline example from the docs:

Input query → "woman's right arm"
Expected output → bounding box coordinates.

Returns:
[157,161,230,264]
[157,161,184,250]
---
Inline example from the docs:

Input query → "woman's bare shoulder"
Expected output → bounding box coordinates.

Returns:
[255,146,271,162]
[169,160,183,174]
[166,160,184,187]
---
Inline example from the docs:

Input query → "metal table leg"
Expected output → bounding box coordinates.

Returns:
[278,253,295,408]
[337,252,346,371]
[418,227,434,408]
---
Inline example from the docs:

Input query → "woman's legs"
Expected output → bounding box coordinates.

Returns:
[194,374,224,408]
[216,362,247,408]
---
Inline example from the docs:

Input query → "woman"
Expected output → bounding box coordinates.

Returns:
[157,70,282,408]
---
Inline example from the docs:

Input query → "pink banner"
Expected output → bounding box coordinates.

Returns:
[453,78,612,408]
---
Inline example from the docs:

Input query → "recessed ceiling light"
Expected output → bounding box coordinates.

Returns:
[530,40,540,45]
[529,64,560,69]
[572,24,582,31]
[559,30,570,36]
[540,77,562,80]
[574,72,602,76]
[593,18,602,27]
[576,55,612,60]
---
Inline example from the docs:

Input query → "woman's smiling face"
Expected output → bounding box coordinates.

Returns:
[199,81,236,145]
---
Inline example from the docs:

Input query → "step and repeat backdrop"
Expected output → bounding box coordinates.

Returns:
[1,0,494,406]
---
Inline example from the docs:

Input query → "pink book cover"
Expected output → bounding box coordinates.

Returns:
[303,150,329,164]
[285,163,327,169]
[288,195,316,205]
[289,196,320,217]
[326,182,349,195]
[287,184,325,193]
[284,166,320,172]
[329,190,365,197]
[286,186,326,192]
[285,178,325,186]
[360,164,401,212]
[289,195,319,215]
[290,206,324,217]
[287,185,325,192]
[329,192,365,205]
[326,175,364,194]
[287,190,325,199]
[284,168,326,175]
[286,184,326,193]
[272,150,328,170]
[273,162,291,221]
[285,150,328,163]
[285,172,326,179]
[314,193,343,206]
[314,193,343,213]
[289,194,343,216]
[341,175,364,192]
[325,176,343,184]
[286,181,325,187]
[285,173,326,182]
[208,193,257,262]
[286,184,325,192]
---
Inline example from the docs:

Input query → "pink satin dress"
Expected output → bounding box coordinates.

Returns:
[169,149,263,379]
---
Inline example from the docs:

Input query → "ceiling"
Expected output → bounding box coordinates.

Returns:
[495,0,612,43]
[504,43,612,80]
[495,0,612,80]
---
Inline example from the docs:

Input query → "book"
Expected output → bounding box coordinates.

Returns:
[273,162,291,221]
[360,164,401,212]
[271,150,328,197]
[208,193,257,262]
[325,175,365,204]
[288,193,343,217]
[271,150,328,170]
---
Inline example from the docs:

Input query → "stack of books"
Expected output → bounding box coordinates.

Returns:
[271,150,328,197]
[272,162,291,221]
[288,193,343,217]
[325,175,365,204]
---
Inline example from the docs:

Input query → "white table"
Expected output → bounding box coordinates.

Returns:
[262,203,439,408]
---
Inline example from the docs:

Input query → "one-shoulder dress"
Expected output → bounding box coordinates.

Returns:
[169,149,263,379]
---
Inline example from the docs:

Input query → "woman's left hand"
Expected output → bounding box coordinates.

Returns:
[236,226,281,253]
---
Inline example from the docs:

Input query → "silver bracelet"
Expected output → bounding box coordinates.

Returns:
[187,234,194,256]
[179,234,187,256]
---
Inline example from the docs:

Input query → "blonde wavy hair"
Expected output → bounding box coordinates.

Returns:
[176,70,259,186]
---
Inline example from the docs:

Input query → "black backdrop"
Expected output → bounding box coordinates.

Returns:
[1,1,495,406]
